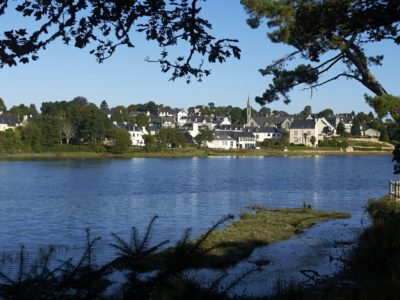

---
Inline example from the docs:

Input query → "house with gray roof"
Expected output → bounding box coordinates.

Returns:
[206,132,237,150]
[161,116,176,128]
[289,117,335,146]
[0,114,19,131]
[244,126,282,142]
[113,122,148,146]
[289,119,317,146]
[228,132,256,149]
[216,124,243,132]
[247,115,292,130]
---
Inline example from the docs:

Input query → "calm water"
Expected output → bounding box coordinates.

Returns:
[0,155,394,293]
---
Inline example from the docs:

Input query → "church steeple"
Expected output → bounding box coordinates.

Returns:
[246,95,252,124]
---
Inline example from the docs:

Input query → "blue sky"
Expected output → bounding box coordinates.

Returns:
[0,0,399,114]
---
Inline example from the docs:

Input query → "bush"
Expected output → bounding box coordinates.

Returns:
[105,128,131,154]
[318,137,348,148]
[259,139,287,149]
[0,129,26,153]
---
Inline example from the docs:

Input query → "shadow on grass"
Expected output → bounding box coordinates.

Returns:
[0,206,351,299]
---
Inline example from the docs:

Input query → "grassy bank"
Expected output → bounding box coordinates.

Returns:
[152,206,350,270]
[264,196,400,300]
[0,146,391,160]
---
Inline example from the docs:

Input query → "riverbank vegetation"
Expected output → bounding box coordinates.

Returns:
[179,206,350,269]
[0,145,392,161]
[0,206,349,299]
[264,196,400,300]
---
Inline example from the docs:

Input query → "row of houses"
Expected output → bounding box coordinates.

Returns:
[1,99,383,149]
[116,98,383,148]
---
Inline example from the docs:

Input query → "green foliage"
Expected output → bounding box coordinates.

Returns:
[69,104,111,143]
[318,108,334,119]
[143,134,157,146]
[110,105,130,123]
[393,144,400,174]
[281,131,289,144]
[230,107,245,124]
[241,0,398,104]
[365,94,400,122]
[36,115,62,146]
[318,137,348,148]
[300,105,312,118]
[259,106,271,116]
[193,206,349,268]
[0,129,24,153]
[41,101,69,116]
[9,104,32,121]
[194,127,214,147]
[20,121,43,151]
[346,197,400,298]
[100,100,109,112]
[105,127,131,154]
[134,113,149,129]
[351,117,362,136]
[0,97,6,112]
[336,121,346,136]
[0,215,260,299]
[157,127,186,148]
[128,101,159,115]
[387,122,400,142]
[272,110,288,117]
[310,136,316,146]
[379,127,390,142]
[260,139,286,149]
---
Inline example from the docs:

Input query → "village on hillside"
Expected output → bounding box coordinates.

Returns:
[0,96,394,152]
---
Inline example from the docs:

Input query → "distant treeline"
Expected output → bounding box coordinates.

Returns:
[0,97,399,154]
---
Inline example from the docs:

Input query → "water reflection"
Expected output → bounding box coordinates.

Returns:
[0,156,393,292]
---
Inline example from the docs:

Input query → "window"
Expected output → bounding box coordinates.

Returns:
[294,131,298,136]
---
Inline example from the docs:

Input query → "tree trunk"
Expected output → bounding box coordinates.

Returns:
[344,42,388,96]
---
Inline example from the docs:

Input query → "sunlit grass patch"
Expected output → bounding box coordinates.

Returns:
[187,206,350,269]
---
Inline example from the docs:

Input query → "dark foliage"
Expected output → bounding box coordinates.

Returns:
[241,0,400,104]
[0,0,240,82]
[0,215,258,300]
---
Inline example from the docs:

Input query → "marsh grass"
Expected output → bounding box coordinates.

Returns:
[0,145,392,161]
[171,206,351,269]
[264,196,400,300]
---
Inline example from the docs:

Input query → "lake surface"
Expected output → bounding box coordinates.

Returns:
[0,155,394,294]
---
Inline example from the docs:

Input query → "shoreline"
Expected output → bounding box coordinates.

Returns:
[0,148,392,161]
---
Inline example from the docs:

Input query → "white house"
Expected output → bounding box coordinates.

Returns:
[364,128,381,138]
[316,117,336,138]
[206,133,237,150]
[115,123,148,147]
[244,127,282,142]
[289,117,335,147]
[161,116,176,128]
[289,119,318,146]
[0,114,19,132]
[229,132,256,149]
[128,125,148,147]
[185,122,211,138]
[177,109,188,125]
[215,124,243,132]
[215,116,231,127]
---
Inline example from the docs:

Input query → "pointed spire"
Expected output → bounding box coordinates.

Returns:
[246,95,252,125]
